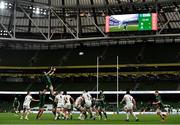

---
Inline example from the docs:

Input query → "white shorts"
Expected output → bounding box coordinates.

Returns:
[124,103,133,110]
[84,100,92,108]
[23,105,30,110]
[64,103,71,110]
[57,103,64,108]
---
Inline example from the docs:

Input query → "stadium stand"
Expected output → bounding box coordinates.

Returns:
[0,43,179,66]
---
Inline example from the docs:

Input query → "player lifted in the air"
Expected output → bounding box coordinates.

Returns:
[120,90,139,121]
[152,90,168,121]
[20,91,39,120]
[43,67,56,96]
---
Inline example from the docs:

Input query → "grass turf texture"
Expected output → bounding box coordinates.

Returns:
[109,25,138,32]
[0,113,179,124]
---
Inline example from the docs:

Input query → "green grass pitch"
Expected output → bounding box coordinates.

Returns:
[109,25,138,32]
[0,113,180,124]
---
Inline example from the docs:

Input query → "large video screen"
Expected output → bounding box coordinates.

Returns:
[106,13,157,32]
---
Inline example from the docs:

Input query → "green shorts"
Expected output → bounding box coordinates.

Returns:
[39,103,45,108]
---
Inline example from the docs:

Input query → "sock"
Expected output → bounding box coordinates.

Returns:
[99,112,102,119]
[83,112,87,119]
[39,111,43,118]
[36,111,40,119]
[132,112,138,119]
[55,112,59,119]
[159,112,165,119]
[126,112,130,120]
[25,111,29,119]
[79,113,83,118]
[103,112,107,119]
[52,111,56,116]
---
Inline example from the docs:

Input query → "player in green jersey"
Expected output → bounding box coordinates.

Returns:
[13,96,20,114]
[43,67,56,96]
[153,90,168,121]
[97,91,107,120]
[36,89,46,119]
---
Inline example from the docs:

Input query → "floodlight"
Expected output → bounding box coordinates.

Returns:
[0,1,5,9]
[79,52,84,56]
[35,8,40,14]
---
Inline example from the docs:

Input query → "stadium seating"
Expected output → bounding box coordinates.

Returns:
[0,43,179,66]
[136,81,179,91]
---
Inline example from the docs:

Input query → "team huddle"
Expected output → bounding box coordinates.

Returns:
[13,67,168,121]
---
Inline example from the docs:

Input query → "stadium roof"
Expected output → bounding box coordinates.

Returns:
[0,0,180,48]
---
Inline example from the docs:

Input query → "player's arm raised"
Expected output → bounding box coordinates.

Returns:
[49,67,56,76]
[45,67,55,75]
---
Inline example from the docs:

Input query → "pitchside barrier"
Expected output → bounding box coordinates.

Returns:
[0,91,180,94]
[0,91,180,115]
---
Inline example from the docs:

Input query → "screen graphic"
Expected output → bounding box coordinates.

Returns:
[106,13,157,32]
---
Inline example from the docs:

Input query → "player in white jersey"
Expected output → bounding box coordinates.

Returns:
[63,91,74,120]
[82,90,92,108]
[75,95,84,110]
[82,90,93,119]
[54,91,65,120]
[20,91,39,120]
[120,90,139,121]
[75,95,86,120]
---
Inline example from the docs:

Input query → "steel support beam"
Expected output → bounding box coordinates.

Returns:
[159,19,171,34]
[13,0,16,38]
[18,4,48,40]
[62,0,66,33]
[0,33,180,44]
[161,12,171,29]
[0,22,13,38]
[8,2,14,31]
[28,0,34,33]
[4,0,180,10]
[90,0,99,32]
[85,14,106,37]
[51,8,77,39]
[76,0,80,38]
[48,0,51,40]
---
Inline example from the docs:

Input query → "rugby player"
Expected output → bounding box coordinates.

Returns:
[43,67,56,96]
[152,90,168,121]
[97,91,107,120]
[54,91,65,120]
[36,89,46,119]
[49,91,58,117]
[82,90,93,119]
[75,95,86,120]
[20,91,39,120]
[13,96,20,114]
[63,91,74,120]
[120,90,139,121]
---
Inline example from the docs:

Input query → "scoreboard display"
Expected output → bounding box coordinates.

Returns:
[106,13,157,32]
